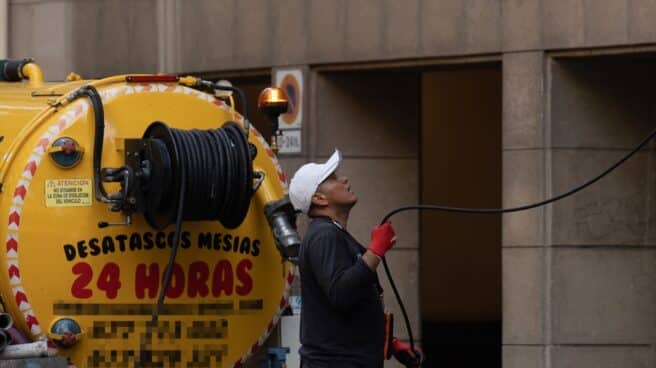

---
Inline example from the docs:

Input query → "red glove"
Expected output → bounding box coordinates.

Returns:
[392,338,422,368]
[368,221,396,257]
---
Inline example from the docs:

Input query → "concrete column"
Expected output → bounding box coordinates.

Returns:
[502,51,547,367]
[0,0,7,59]
[545,55,656,368]
[157,0,180,73]
[504,50,656,368]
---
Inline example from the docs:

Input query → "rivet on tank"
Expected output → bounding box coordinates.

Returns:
[0,58,300,367]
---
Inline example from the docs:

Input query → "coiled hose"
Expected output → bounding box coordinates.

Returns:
[167,123,253,227]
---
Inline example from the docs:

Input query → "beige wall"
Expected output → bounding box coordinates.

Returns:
[503,52,656,367]
[9,1,656,80]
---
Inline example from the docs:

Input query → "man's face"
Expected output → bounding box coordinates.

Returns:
[315,172,358,209]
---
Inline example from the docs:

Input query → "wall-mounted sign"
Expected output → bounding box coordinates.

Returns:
[274,68,304,154]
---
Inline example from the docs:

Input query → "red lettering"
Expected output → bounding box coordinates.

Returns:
[212,260,233,297]
[164,263,184,298]
[188,261,209,298]
[71,262,93,299]
[129,259,257,300]
[97,262,121,299]
[135,263,159,299]
[236,259,253,296]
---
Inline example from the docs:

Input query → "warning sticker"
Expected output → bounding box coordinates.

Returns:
[45,178,93,207]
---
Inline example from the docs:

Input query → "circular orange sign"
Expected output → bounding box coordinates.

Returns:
[280,74,300,125]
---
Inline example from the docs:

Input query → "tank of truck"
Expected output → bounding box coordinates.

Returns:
[0,60,296,367]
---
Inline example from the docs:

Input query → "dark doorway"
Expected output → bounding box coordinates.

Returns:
[420,64,502,368]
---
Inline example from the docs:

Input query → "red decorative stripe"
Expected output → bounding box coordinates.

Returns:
[15,291,28,306]
[23,161,37,176]
[287,272,294,284]
[25,314,39,329]
[279,297,286,309]
[8,265,19,279]
[57,119,67,131]
[278,171,286,183]
[6,238,17,252]
[8,212,20,227]
[37,138,49,151]
[13,185,27,200]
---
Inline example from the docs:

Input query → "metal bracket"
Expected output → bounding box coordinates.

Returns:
[253,171,265,192]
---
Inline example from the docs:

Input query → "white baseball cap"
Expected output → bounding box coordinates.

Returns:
[289,149,342,214]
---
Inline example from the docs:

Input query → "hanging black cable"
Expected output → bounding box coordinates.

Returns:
[138,143,187,368]
[379,124,656,361]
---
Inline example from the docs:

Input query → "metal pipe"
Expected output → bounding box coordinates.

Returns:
[0,313,12,330]
[4,327,28,345]
[21,62,44,86]
[0,330,9,351]
[0,340,52,359]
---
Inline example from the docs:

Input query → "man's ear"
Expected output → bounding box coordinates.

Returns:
[311,192,328,207]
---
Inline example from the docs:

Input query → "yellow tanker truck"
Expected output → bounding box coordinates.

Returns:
[0,58,299,367]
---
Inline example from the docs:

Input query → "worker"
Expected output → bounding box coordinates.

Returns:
[289,149,422,368]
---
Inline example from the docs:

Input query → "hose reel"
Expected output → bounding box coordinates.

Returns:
[115,121,256,230]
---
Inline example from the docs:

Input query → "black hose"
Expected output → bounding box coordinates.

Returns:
[198,80,250,134]
[379,124,656,358]
[213,84,247,119]
[77,85,111,202]
[165,123,253,228]
[0,58,31,81]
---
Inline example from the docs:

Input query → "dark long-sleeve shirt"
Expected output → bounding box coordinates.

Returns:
[299,216,385,368]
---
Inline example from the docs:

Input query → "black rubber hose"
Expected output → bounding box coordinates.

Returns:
[78,85,110,202]
[160,123,253,228]
[379,124,656,358]
[0,59,30,81]
[212,84,247,119]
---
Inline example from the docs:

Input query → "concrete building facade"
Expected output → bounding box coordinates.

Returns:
[7,1,656,367]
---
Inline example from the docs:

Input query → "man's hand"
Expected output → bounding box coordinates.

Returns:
[368,221,396,257]
[392,338,422,368]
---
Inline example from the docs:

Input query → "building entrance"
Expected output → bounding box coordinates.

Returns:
[420,64,502,368]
